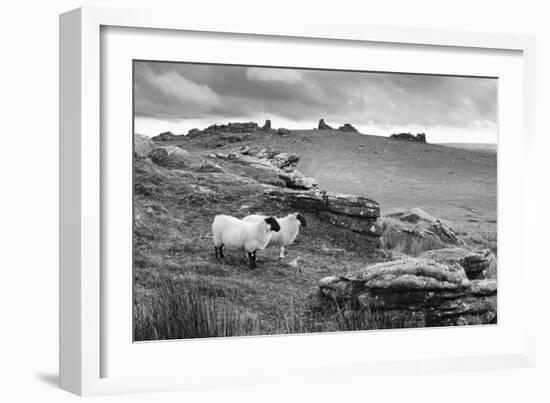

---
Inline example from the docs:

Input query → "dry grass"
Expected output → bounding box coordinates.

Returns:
[135,280,265,340]
[134,278,415,340]
[465,231,497,255]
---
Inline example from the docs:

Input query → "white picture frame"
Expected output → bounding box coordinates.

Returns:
[59,6,537,396]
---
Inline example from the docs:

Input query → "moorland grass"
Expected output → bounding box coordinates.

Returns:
[134,278,416,341]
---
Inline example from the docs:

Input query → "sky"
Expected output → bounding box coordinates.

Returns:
[134,61,498,144]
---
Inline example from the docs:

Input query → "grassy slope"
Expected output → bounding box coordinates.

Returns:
[174,129,497,237]
[134,129,497,340]
[133,156,389,340]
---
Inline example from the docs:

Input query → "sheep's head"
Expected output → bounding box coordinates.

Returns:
[264,216,281,232]
[295,213,307,228]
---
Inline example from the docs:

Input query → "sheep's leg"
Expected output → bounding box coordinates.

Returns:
[279,246,285,260]
[248,251,257,269]
[215,245,225,260]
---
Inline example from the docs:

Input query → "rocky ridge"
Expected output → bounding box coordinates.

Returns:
[318,249,497,326]
[390,132,427,143]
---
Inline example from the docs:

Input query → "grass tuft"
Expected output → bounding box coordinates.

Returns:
[134,279,416,340]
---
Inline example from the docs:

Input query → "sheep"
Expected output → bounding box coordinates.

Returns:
[243,213,306,260]
[212,214,281,269]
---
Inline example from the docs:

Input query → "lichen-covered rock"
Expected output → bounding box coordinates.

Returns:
[242,149,300,171]
[269,152,300,171]
[265,187,381,246]
[150,146,191,168]
[222,149,318,190]
[324,192,380,218]
[319,211,382,236]
[285,170,319,190]
[150,146,223,173]
[381,208,464,254]
[420,248,497,280]
[266,188,379,219]
[134,134,155,158]
[318,257,496,327]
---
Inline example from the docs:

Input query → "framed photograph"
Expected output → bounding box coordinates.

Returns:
[60,7,537,396]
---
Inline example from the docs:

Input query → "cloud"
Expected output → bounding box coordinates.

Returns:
[246,67,303,84]
[134,62,497,133]
[134,64,220,118]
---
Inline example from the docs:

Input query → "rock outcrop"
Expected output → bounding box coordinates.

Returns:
[319,254,497,327]
[150,146,191,168]
[277,128,290,135]
[318,119,333,130]
[187,128,201,137]
[216,147,318,190]
[262,120,272,131]
[134,134,155,158]
[390,132,427,143]
[151,131,184,141]
[200,121,260,135]
[265,188,381,244]
[150,146,223,173]
[381,208,463,254]
[420,248,497,280]
[338,123,358,133]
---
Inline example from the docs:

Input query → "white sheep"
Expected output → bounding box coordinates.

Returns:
[212,214,281,269]
[243,213,307,260]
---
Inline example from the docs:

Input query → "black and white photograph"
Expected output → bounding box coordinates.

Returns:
[132,61,498,341]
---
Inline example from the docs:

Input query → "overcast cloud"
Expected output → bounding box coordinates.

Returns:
[134,61,497,142]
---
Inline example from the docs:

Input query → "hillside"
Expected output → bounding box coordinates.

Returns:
[134,126,497,340]
[158,129,497,237]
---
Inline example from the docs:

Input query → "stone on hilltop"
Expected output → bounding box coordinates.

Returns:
[318,119,333,130]
[338,123,358,133]
[204,121,260,134]
[390,132,427,143]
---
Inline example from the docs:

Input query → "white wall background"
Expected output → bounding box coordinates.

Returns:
[1,0,548,401]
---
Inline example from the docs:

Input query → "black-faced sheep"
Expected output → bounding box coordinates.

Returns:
[243,213,306,260]
[212,214,281,269]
